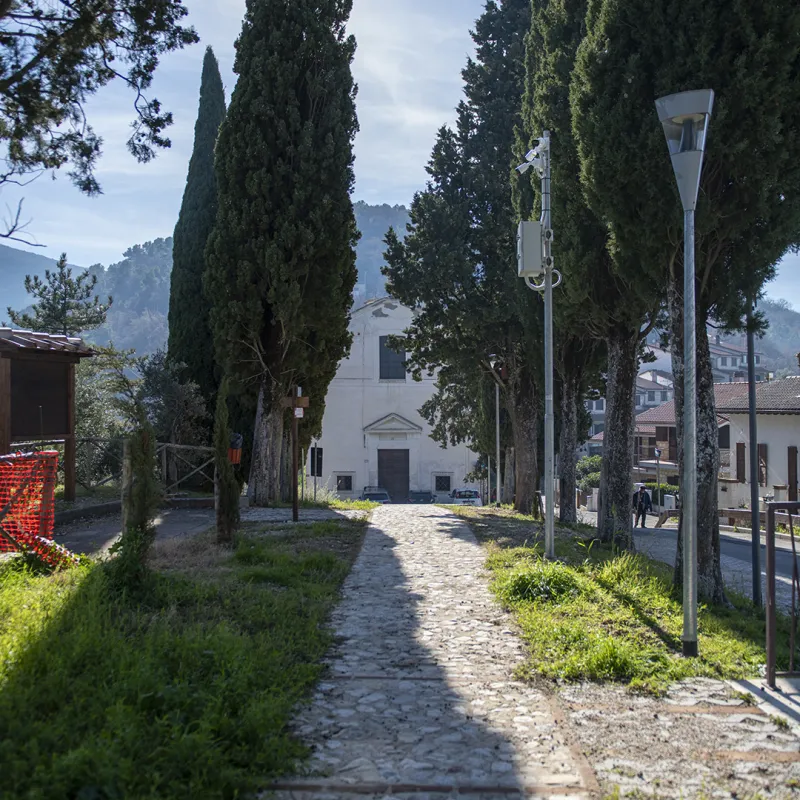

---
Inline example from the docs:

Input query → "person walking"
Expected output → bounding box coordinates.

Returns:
[632,485,652,529]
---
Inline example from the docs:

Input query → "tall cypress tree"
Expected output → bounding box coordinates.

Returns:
[168,46,226,401]
[383,0,545,515]
[571,0,800,600]
[205,0,358,506]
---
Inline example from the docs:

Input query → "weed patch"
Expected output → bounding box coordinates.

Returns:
[0,520,366,798]
[453,507,791,694]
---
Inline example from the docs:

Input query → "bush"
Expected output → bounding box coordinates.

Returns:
[576,455,602,481]
[578,471,602,496]
[643,482,677,505]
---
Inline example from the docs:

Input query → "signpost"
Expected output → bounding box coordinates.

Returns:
[280,389,310,522]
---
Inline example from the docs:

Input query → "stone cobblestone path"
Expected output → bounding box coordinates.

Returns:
[265,505,597,800]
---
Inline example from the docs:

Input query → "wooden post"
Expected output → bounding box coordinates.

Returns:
[0,357,10,456]
[161,446,168,487]
[64,362,76,502]
[301,447,305,503]
[121,438,132,533]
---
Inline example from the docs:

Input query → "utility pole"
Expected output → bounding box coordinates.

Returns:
[516,131,560,559]
[292,386,300,522]
[747,301,762,606]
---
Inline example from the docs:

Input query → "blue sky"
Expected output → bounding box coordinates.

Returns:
[3,0,484,267]
[2,0,798,307]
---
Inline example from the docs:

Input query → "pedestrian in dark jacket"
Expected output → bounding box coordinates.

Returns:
[632,485,652,528]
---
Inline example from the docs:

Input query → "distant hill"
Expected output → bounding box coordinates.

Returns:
[0,202,411,354]
[353,201,409,299]
[0,243,84,314]
[721,297,800,376]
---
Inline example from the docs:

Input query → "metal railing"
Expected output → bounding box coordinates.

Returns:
[766,500,800,688]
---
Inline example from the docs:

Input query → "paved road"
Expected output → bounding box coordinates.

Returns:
[635,525,799,607]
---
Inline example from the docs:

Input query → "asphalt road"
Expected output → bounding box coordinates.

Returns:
[634,525,797,582]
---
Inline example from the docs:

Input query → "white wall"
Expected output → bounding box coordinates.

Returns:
[310,299,478,500]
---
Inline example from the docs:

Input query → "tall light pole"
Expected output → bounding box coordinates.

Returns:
[517,132,561,559]
[747,300,762,606]
[656,89,714,658]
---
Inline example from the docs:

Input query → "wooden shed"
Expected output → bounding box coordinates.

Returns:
[0,328,94,501]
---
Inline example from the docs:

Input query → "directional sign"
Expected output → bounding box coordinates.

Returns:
[280,396,310,409]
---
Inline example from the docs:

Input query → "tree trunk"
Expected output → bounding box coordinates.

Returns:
[508,391,541,517]
[558,370,579,524]
[668,281,726,603]
[504,446,515,506]
[248,383,283,506]
[597,326,638,549]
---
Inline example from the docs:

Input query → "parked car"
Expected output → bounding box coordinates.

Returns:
[448,488,483,507]
[359,486,391,504]
[408,490,435,504]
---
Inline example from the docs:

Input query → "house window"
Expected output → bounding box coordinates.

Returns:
[720,357,727,367]
[661,391,668,401]
[435,475,452,492]
[593,423,605,435]
[636,394,644,406]
[755,355,761,365]
[379,336,406,379]
[336,474,353,492]
[596,399,605,411]
[718,425,730,449]
[647,391,655,402]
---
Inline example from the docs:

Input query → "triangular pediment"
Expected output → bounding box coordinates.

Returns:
[364,413,422,434]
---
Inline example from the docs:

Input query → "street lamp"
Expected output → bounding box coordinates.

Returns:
[517,132,561,559]
[655,89,714,658]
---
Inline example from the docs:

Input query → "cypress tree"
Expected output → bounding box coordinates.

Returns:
[205,0,358,506]
[571,0,800,600]
[168,46,226,402]
[383,0,546,515]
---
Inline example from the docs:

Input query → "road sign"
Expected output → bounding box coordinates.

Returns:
[294,407,304,418]
[654,448,662,458]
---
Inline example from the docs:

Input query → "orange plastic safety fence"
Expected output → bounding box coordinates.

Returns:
[0,451,58,558]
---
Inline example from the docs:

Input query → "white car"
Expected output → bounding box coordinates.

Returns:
[448,488,483,507]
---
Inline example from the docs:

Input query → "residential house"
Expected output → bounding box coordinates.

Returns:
[632,378,800,507]
[309,298,479,502]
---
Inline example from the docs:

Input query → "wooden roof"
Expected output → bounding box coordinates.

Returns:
[0,328,93,356]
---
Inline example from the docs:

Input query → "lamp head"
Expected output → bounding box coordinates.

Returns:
[655,89,714,211]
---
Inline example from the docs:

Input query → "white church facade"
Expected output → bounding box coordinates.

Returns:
[307,298,479,502]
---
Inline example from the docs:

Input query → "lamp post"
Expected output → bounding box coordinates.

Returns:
[655,89,714,658]
[747,300,762,606]
[517,132,561,559]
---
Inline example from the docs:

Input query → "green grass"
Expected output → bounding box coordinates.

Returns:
[0,520,366,799]
[453,507,793,695]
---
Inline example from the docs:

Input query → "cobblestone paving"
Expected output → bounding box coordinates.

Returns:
[265,505,595,800]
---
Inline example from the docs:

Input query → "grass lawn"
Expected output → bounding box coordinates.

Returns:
[451,507,793,694]
[0,518,367,799]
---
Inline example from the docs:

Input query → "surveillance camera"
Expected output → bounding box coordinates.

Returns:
[525,147,541,162]
[516,162,532,174]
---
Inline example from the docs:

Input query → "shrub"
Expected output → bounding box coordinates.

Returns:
[576,455,603,481]
[495,559,583,604]
[643,482,677,505]
[578,471,602,496]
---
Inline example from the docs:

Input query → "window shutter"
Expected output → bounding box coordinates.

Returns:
[758,443,768,487]
[736,442,746,483]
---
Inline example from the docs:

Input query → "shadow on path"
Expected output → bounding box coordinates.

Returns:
[266,505,593,799]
